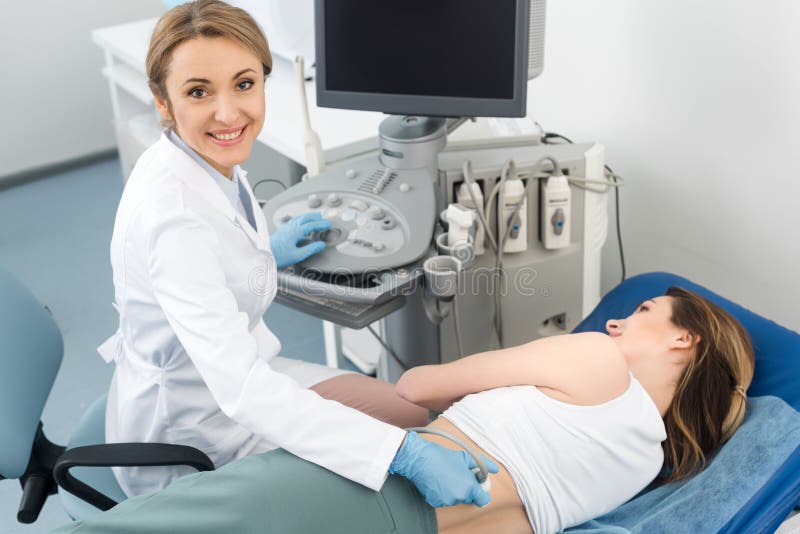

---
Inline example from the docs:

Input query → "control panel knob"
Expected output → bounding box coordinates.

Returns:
[349,199,368,211]
[307,194,322,208]
[367,206,386,220]
[320,227,343,244]
[326,193,342,207]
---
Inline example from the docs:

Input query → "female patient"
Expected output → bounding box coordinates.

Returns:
[55,287,754,534]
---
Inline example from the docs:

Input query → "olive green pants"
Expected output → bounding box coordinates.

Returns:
[53,449,437,534]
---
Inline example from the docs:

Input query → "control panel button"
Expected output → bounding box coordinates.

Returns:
[356,215,368,227]
[326,193,342,207]
[320,227,343,244]
[551,208,566,235]
[340,209,357,222]
[355,239,373,248]
[367,206,386,220]
[372,241,386,252]
[372,169,393,194]
[381,218,396,230]
[322,208,340,219]
[399,183,411,193]
[345,169,358,179]
[349,199,369,211]
[307,194,322,208]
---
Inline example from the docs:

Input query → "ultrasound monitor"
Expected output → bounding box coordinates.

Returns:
[315,0,544,118]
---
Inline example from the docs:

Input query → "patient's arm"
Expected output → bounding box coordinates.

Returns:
[396,332,630,412]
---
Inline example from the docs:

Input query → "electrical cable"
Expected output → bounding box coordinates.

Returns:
[610,169,627,281]
[543,131,627,283]
[543,132,573,144]
[452,295,464,359]
[483,181,501,239]
[461,161,498,253]
[492,160,514,348]
[462,160,502,347]
[250,178,288,206]
[461,157,562,349]
[367,324,409,372]
[493,156,562,348]
[566,174,624,193]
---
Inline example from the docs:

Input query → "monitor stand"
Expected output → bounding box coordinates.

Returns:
[377,115,448,179]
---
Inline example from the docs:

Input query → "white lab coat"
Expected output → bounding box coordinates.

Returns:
[100,133,405,497]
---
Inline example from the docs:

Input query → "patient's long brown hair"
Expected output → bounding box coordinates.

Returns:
[660,286,755,482]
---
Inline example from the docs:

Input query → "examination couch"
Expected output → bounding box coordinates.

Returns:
[2,267,800,532]
[569,272,800,533]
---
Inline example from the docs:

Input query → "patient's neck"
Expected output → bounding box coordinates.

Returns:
[630,365,676,417]
[627,353,687,418]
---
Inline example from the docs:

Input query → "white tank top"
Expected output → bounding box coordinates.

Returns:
[443,374,667,534]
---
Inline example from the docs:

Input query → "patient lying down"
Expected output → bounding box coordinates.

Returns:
[55,288,754,534]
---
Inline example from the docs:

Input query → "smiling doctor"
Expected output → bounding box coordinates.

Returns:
[99,0,497,508]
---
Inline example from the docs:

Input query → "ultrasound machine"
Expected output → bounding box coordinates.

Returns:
[262,0,614,379]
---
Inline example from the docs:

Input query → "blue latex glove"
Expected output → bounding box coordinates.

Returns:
[389,431,500,508]
[269,212,332,268]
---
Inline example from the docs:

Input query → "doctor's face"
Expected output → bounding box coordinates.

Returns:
[155,36,265,178]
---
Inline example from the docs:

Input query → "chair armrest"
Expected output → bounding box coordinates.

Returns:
[54,443,215,511]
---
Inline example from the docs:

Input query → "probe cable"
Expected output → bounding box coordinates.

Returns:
[494,156,563,347]
[452,294,465,359]
[405,427,490,486]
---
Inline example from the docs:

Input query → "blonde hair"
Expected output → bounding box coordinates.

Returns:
[145,0,272,128]
[660,286,755,482]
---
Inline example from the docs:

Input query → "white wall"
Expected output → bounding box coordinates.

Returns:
[528,0,800,331]
[0,0,163,178]
[3,0,797,330]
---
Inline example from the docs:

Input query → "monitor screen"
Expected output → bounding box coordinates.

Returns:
[315,0,531,118]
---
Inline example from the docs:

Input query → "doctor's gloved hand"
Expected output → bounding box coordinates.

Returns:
[269,212,332,268]
[389,431,499,508]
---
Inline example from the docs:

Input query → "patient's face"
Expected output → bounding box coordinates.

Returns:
[605,296,685,352]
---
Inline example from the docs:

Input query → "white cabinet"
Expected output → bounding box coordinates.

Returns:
[92,19,161,180]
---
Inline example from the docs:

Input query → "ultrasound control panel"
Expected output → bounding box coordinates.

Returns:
[263,157,437,274]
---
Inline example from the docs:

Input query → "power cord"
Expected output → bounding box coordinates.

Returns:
[367,324,410,372]
[543,132,627,282]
